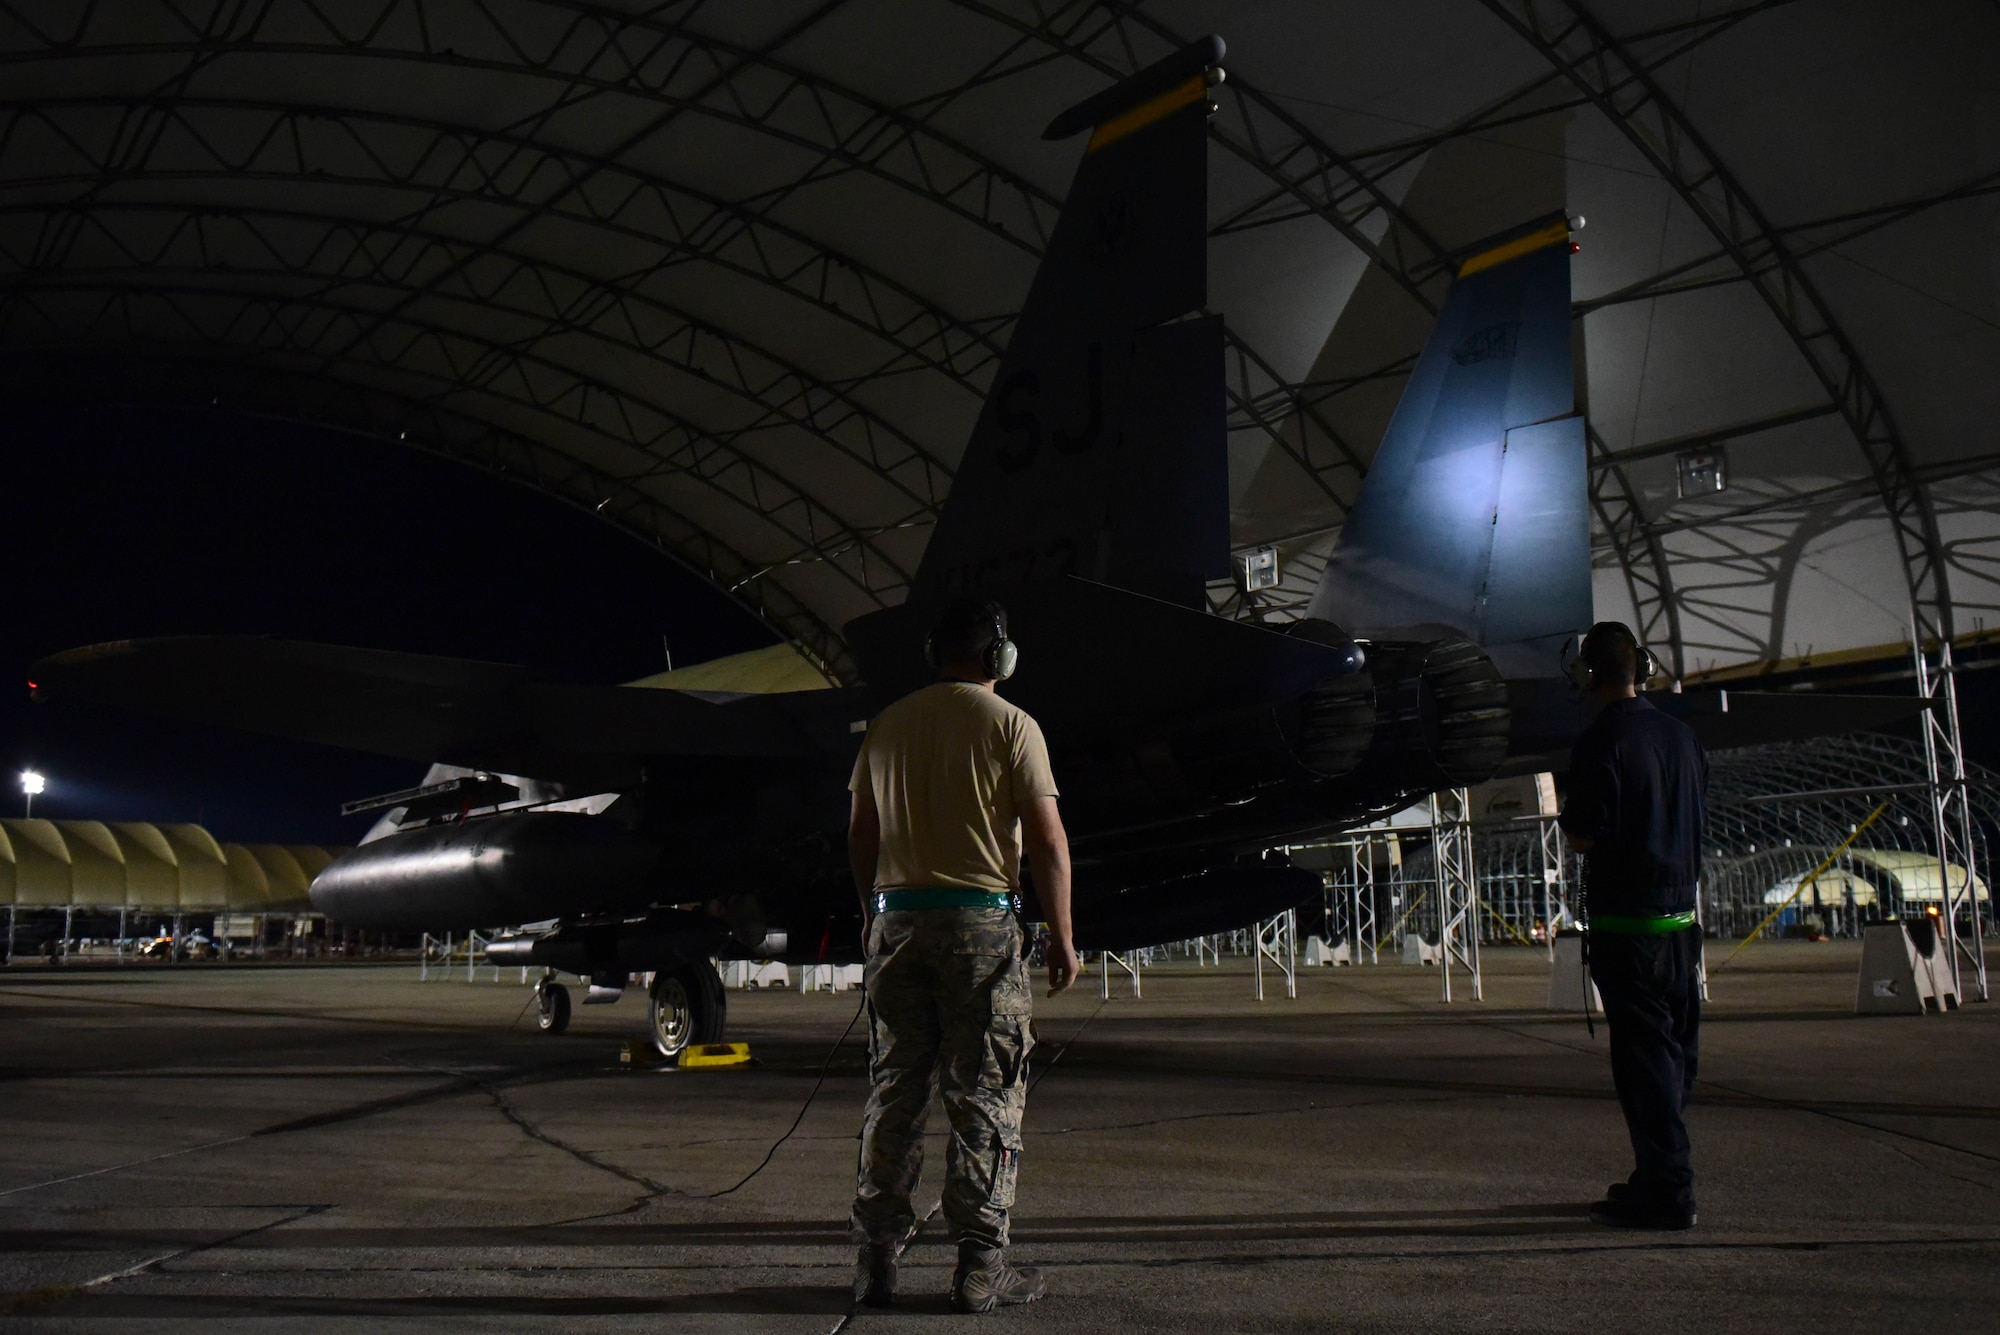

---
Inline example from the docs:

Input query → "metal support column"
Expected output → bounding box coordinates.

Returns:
[1336,839,1384,963]
[1537,816,1570,959]
[61,904,74,961]
[1349,839,1380,964]
[1692,892,1711,1003]
[1099,950,1141,999]
[1431,789,1482,1002]
[1915,636,1989,1002]
[1255,910,1298,1000]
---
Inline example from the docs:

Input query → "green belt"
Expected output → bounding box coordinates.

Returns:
[1590,910,1698,936]
[874,888,1014,913]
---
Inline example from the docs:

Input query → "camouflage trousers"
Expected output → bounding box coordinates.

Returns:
[851,907,1033,1254]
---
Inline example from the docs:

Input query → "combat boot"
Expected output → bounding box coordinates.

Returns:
[853,1239,900,1308]
[950,1244,1046,1313]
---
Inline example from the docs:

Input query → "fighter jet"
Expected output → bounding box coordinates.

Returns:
[29,37,1918,1056]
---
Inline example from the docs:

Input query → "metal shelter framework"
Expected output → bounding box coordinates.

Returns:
[4,2,1997,679]
[1300,719,1993,997]
[1704,727,1993,1000]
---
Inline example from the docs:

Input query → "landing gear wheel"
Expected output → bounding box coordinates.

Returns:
[649,960,727,1058]
[536,980,571,1035]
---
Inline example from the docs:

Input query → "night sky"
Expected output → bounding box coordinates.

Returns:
[3,408,773,845]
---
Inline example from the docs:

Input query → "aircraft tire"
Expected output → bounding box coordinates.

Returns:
[650,960,727,1058]
[536,981,571,1035]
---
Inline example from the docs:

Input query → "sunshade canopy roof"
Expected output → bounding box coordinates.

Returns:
[0,819,341,911]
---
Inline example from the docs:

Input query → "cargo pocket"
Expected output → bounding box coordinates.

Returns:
[989,1134,1023,1209]
[983,1014,1030,1090]
[986,953,1032,1018]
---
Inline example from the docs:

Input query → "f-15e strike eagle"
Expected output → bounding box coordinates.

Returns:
[31,37,1917,1056]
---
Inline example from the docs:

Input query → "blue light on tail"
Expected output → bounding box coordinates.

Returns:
[1308,220,1587,678]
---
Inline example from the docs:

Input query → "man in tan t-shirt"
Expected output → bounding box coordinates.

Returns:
[847,597,1078,1314]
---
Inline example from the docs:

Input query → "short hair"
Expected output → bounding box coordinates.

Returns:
[1581,620,1641,687]
[930,597,1005,665]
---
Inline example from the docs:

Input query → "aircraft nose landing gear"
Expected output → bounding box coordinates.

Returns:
[649,961,727,1058]
[535,972,571,1034]
[531,961,725,1056]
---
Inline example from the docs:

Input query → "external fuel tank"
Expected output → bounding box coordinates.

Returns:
[309,812,665,931]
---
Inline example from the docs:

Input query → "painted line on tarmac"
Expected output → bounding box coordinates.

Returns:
[0,1074,484,1198]
[0,1134,259,1200]
[0,1203,326,1317]
[0,983,527,1034]
[11,1064,518,1079]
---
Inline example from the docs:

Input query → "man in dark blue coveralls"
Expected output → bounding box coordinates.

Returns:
[1559,620,1709,1230]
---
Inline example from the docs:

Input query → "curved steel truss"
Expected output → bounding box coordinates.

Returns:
[1480,0,1955,666]
[0,0,1981,678]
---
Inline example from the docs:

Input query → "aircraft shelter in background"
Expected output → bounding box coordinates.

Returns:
[0,819,339,960]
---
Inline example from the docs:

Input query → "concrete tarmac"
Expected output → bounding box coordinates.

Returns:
[0,942,1995,1332]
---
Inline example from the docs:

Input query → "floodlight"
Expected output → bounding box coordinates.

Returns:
[20,771,43,796]
[1237,546,1280,592]
[1677,447,1728,498]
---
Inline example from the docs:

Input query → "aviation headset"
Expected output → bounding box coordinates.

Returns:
[1563,620,1658,693]
[924,600,1019,682]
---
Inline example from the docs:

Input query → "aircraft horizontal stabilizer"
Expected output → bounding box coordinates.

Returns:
[1072,863,1320,953]
[1647,690,1933,753]
[30,637,817,784]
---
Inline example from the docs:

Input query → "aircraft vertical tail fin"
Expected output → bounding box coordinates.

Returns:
[895,37,1231,615]
[1307,215,1588,677]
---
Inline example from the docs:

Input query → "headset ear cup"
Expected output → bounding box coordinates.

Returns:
[983,607,1015,682]
[989,638,1018,682]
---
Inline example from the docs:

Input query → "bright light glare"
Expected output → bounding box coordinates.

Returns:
[20,770,44,795]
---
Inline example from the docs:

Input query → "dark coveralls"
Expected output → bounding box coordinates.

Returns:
[1559,697,1709,1212]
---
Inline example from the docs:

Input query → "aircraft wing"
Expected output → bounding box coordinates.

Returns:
[29,637,819,783]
